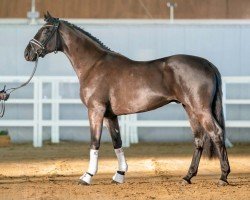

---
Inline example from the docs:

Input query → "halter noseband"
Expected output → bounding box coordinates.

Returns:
[29,21,60,57]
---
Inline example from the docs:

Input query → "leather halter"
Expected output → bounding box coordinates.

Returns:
[29,21,60,57]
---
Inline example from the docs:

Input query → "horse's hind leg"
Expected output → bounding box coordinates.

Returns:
[79,106,106,185]
[104,116,128,184]
[199,111,230,185]
[182,106,204,184]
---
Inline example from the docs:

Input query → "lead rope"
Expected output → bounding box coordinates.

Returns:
[0,53,39,118]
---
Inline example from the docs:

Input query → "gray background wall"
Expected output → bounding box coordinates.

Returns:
[0,20,250,143]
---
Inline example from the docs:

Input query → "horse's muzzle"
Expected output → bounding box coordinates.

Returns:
[24,46,37,62]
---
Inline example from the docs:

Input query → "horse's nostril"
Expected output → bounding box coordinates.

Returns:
[24,50,29,58]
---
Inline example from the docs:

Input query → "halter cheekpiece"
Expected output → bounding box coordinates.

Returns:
[29,20,60,57]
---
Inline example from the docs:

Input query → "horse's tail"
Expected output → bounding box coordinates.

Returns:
[203,61,225,159]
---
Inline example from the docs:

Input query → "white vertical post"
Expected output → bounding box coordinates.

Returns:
[166,2,177,22]
[125,115,130,147]
[170,6,174,20]
[33,78,42,147]
[222,80,233,148]
[38,79,43,146]
[120,115,130,147]
[51,81,60,143]
[222,80,227,121]
[27,0,40,25]
[134,114,139,143]
[130,114,139,144]
[120,116,125,146]
[33,78,38,147]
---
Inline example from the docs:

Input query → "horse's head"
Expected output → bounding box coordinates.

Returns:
[24,12,61,61]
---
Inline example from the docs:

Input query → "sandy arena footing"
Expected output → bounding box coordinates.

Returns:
[0,142,250,200]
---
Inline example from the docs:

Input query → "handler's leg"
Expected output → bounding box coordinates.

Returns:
[79,107,105,185]
[104,116,128,183]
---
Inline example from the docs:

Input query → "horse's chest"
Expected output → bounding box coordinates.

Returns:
[80,85,108,107]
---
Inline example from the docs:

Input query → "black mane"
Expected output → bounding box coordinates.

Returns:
[61,20,111,51]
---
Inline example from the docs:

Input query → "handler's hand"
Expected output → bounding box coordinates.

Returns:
[4,93,9,101]
[0,93,9,101]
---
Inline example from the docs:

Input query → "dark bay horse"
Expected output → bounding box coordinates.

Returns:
[24,13,230,186]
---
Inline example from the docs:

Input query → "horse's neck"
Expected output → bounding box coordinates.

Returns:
[60,25,105,79]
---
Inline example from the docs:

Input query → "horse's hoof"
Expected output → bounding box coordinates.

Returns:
[111,180,120,184]
[112,172,125,184]
[181,179,191,185]
[218,179,229,186]
[78,179,90,186]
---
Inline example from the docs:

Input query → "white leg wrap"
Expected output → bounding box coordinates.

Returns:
[79,149,99,184]
[112,172,125,184]
[79,173,92,185]
[115,148,128,172]
[87,149,99,175]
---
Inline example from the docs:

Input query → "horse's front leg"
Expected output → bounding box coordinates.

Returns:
[79,106,106,185]
[104,116,128,184]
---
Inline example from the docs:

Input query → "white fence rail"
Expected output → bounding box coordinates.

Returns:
[0,76,250,147]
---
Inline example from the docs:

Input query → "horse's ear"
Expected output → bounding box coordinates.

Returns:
[47,11,52,18]
[44,13,48,21]
[44,11,53,22]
